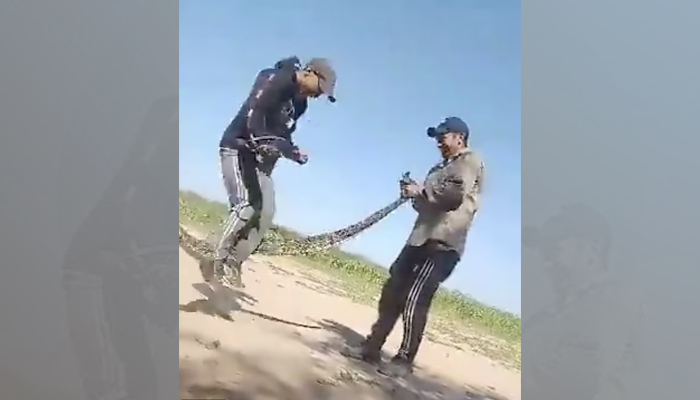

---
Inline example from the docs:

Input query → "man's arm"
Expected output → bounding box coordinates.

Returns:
[283,98,307,149]
[284,115,299,148]
[245,69,308,162]
[414,153,484,212]
[411,165,437,211]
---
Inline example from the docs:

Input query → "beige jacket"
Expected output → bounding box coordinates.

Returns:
[407,148,485,257]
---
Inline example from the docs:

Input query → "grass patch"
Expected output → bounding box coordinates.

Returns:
[179,190,521,369]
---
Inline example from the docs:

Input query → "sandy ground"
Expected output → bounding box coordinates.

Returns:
[179,247,521,400]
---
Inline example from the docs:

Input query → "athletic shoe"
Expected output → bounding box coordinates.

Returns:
[377,356,414,378]
[340,344,381,364]
[214,259,243,288]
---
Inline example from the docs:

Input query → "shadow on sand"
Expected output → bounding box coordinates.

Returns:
[179,282,321,330]
[179,315,510,400]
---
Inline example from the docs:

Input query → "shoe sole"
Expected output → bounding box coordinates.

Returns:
[207,281,236,320]
[340,349,380,364]
[377,364,413,378]
[215,269,244,289]
[218,277,243,289]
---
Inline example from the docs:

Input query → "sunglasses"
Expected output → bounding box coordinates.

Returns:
[435,131,465,144]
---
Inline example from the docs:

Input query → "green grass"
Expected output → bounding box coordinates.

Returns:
[179,189,521,369]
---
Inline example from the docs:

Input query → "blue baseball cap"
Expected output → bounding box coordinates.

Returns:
[427,117,470,140]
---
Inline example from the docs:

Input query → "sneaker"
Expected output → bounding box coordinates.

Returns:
[340,344,381,364]
[377,357,413,378]
[199,258,215,282]
[215,260,244,288]
[229,260,244,288]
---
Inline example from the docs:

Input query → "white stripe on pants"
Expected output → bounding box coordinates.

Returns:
[215,148,252,262]
[398,257,435,355]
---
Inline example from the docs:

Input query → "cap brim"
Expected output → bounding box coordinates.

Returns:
[427,127,442,138]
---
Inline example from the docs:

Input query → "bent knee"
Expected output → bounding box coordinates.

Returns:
[231,203,256,221]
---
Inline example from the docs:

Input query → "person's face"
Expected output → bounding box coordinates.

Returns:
[297,69,323,98]
[436,131,464,158]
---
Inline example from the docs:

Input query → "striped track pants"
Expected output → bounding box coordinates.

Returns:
[364,241,459,363]
[214,147,275,266]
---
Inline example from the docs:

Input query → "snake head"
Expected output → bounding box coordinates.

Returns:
[399,171,414,185]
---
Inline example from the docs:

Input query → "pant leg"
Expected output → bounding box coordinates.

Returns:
[214,147,263,264]
[364,244,425,352]
[396,243,460,363]
[230,170,276,263]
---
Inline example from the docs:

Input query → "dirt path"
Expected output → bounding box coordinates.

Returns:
[179,247,521,400]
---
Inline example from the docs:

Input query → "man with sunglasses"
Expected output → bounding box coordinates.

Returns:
[200,56,337,290]
[342,117,485,378]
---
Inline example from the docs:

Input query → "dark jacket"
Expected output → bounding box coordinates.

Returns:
[220,58,308,158]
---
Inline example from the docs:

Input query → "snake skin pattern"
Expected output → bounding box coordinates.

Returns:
[303,197,408,247]
[176,139,412,258]
[179,173,414,259]
[179,195,408,260]
[179,224,216,260]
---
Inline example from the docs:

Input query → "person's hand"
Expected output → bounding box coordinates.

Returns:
[256,143,281,158]
[292,148,308,165]
[401,182,422,198]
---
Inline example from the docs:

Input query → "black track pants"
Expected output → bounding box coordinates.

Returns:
[364,241,459,363]
[214,147,275,265]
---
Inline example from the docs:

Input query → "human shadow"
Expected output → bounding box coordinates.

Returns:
[179,343,349,400]
[304,318,510,400]
[179,296,510,399]
[179,282,257,320]
[192,281,258,307]
[180,340,509,400]
[179,282,321,330]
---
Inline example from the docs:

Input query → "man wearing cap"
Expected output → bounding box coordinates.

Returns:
[200,56,338,289]
[342,117,485,377]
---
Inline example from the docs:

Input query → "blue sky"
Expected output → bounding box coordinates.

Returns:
[179,0,521,314]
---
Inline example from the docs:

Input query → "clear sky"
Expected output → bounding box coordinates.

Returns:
[179,0,521,314]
